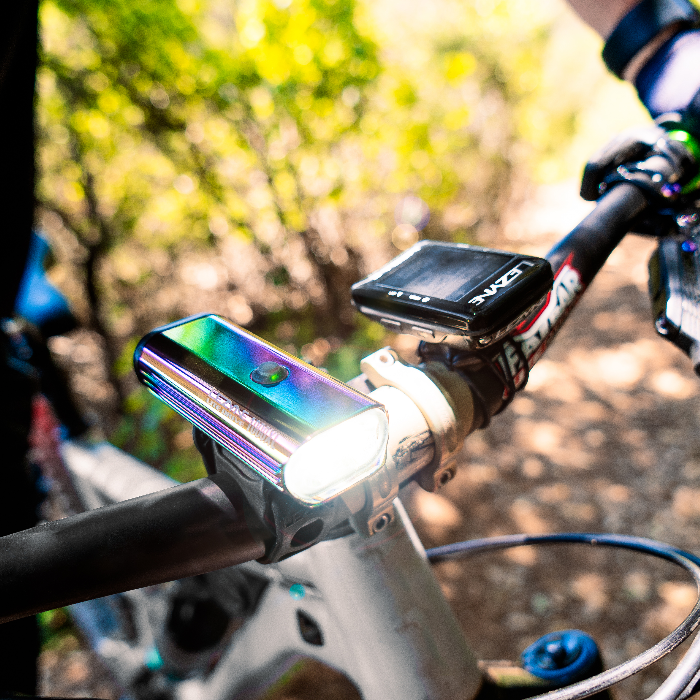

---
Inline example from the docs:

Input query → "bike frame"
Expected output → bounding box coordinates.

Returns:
[61,404,481,700]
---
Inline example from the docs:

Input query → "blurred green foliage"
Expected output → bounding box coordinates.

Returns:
[37,0,614,473]
[38,608,74,650]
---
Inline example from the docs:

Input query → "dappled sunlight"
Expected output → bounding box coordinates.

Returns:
[513,418,594,470]
[644,582,696,636]
[535,482,571,503]
[409,489,462,539]
[525,359,566,391]
[511,395,536,415]
[571,573,608,613]
[574,346,644,389]
[509,498,552,535]
[433,559,465,602]
[559,502,597,523]
[515,419,564,455]
[648,369,698,400]
[592,309,642,333]
[569,401,608,425]
[524,359,584,401]
[521,456,544,478]
[454,462,499,488]
[504,545,538,566]
[624,571,652,601]
[658,582,696,608]
[671,487,700,521]
[565,338,679,397]
[599,483,631,503]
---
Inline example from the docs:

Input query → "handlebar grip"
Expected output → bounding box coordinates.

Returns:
[0,472,266,623]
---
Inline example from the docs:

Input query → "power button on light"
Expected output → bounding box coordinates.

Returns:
[251,361,289,387]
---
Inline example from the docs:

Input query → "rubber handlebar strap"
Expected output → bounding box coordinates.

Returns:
[602,0,700,78]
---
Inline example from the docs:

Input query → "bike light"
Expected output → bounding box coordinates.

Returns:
[284,407,388,503]
[134,314,389,505]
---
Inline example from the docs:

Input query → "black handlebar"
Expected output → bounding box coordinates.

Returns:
[0,472,265,623]
[547,182,649,285]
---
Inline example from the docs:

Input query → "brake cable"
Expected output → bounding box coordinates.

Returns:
[427,533,700,700]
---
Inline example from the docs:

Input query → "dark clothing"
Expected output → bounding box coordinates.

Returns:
[0,2,38,317]
[0,6,40,695]
[0,331,40,695]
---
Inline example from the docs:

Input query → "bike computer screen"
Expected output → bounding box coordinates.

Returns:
[351,241,553,346]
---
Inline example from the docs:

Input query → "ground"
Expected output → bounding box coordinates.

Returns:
[39,183,700,700]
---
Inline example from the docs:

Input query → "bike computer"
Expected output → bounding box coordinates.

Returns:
[351,241,553,348]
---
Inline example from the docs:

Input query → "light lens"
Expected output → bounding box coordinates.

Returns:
[284,407,389,505]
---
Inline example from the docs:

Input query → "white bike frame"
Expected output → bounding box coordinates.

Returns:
[60,440,482,700]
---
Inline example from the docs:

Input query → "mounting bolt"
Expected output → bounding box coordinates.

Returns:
[437,467,455,488]
[373,513,392,532]
[655,317,671,336]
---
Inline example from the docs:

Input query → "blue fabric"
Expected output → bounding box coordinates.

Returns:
[602,0,700,78]
[635,28,700,117]
[14,231,74,335]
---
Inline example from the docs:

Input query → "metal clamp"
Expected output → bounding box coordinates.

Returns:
[361,348,473,491]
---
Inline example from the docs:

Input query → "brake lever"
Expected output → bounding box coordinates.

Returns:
[584,124,700,376]
[580,125,668,201]
[649,217,700,376]
[581,122,699,237]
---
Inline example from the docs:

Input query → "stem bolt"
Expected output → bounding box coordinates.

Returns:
[437,467,455,487]
[373,513,392,532]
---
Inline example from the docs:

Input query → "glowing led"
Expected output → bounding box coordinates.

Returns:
[284,407,389,505]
